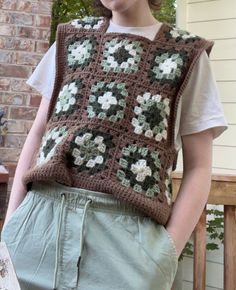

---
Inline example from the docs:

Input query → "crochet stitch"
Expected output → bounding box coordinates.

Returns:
[23,16,214,225]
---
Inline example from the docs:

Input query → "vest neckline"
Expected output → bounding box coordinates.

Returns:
[102,16,167,44]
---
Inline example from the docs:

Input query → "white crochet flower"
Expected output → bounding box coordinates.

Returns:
[71,44,89,60]
[132,92,169,142]
[131,159,152,182]
[170,28,197,40]
[170,29,180,38]
[102,39,142,73]
[72,133,106,169]
[37,126,68,165]
[98,91,118,110]
[86,155,104,168]
[159,58,178,74]
[56,82,77,113]
[75,133,93,145]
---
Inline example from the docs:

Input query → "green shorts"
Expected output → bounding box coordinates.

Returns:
[1,181,178,290]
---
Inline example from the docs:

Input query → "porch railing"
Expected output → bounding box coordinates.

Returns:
[0,165,9,229]
[172,173,236,290]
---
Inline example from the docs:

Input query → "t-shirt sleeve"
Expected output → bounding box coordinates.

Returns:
[26,41,56,100]
[178,50,228,140]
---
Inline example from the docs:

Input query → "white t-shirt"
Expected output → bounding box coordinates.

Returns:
[26,19,227,151]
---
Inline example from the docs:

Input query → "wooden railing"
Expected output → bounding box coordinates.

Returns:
[172,173,236,290]
[0,165,9,229]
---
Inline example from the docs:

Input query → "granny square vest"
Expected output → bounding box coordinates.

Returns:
[23,16,214,225]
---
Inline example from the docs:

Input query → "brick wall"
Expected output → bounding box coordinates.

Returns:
[0,0,53,195]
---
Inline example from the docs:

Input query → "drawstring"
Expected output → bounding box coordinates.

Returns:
[52,193,65,290]
[52,194,92,290]
[76,198,92,288]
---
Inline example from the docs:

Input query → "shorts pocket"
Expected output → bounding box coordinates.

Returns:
[1,191,32,241]
[113,214,178,286]
[161,225,179,264]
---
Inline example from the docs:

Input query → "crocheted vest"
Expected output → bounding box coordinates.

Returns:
[23,16,214,225]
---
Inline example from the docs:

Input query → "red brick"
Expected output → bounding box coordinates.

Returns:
[0,78,10,90]
[9,106,37,120]
[16,0,32,12]
[0,148,21,162]
[0,64,31,78]
[11,79,32,92]
[4,162,17,178]
[16,52,42,65]
[0,24,15,36]
[5,134,27,148]
[5,119,34,134]
[0,0,17,10]
[0,36,34,51]
[8,12,34,26]
[35,41,50,53]
[0,105,9,118]
[0,92,26,105]
[6,119,25,133]
[0,50,15,63]
[32,2,52,15]
[0,11,9,22]
[7,177,13,195]
[24,120,33,134]
[37,28,51,41]
[0,0,52,175]
[15,26,34,38]
[35,15,51,27]
[29,95,42,107]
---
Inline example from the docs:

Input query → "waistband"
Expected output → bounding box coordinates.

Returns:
[31,181,146,216]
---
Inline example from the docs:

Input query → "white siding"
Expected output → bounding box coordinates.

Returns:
[176,0,236,289]
[176,0,236,176]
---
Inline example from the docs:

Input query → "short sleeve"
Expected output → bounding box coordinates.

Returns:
[26,41,56,100]
[174,50,228,151]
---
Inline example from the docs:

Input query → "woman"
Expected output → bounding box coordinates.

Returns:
[1,1,227,289]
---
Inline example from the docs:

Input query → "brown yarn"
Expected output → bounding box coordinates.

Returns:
[22,16,213,225]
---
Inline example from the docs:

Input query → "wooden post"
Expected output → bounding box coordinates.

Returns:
[224,205,236,290]
[172,173,236,290]
[193,207,207,290]
[0,165,9,229]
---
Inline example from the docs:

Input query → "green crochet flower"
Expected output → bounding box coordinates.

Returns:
[116,144,161,197]
[53,80,84,117]
[149,49,187,85]
[55,82,76,114]
[168,27,201,43]
[102,38,143,73]
[87,81,128,122]
[67,128,115,174]
[67,36,96,70]
[37,126,68,165]
[132,92,170,142]
[71,16,104,30]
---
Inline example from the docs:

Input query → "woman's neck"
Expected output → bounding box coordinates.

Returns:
[111,2,159,27]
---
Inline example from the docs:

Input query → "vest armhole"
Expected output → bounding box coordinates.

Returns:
[46,23,66,122]
[205,40,214,57]
[169,38,215,148]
